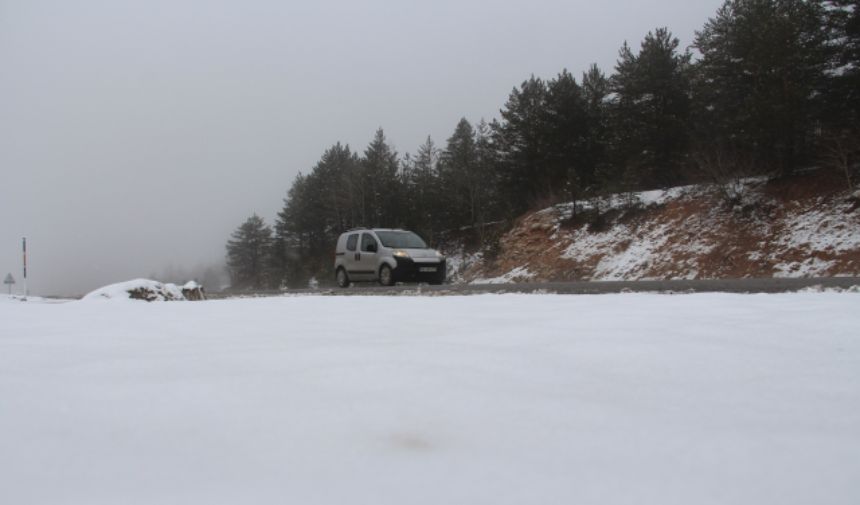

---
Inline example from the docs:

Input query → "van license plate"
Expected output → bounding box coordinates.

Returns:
[419,267,436,272]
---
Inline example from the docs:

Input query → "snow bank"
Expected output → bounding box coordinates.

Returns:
[1,293,858,505]
[182,280,201,290]
[82,278,185,302]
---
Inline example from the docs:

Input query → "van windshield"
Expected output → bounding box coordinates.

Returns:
[375,231,428,249]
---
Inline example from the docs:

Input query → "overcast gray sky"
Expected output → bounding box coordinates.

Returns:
[1,0,722,296]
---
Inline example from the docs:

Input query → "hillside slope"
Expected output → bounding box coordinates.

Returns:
[460,173,860,283]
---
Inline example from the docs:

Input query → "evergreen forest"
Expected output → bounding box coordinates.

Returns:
[226,0,860,290]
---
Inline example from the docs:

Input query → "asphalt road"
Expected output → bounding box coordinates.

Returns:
[211,277,860,298]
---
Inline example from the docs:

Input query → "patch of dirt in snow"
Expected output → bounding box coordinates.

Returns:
[388,432,435,452]
[463,173,860,282]
[472,266,536,284]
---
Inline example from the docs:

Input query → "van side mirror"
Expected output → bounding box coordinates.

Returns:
[368,243,377,253]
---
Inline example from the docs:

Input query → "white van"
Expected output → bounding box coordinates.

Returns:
[333,228,446,287]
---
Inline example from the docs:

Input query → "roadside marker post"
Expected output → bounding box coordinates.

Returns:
[22,237,28,299]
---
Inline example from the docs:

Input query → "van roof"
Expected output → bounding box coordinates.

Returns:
[344,227,407,233]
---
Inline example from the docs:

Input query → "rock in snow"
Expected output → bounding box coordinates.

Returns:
[82,278,186,302]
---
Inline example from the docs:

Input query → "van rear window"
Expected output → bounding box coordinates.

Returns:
[346,234,358,251]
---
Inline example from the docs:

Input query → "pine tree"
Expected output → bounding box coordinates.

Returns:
[404,136,442,240]
[821,0,860,127]
[608,28,692,189]
[474,119,500,242]
[579,64,610,203]
[493,76,549,214]
[226,214,273,290]
[693,0,828,175]
[543,70,592,200]
[269,132,409,286]
[361,128,402,227]
[440,118,478,230]
[270,143,364,287]
[313,142,361,233]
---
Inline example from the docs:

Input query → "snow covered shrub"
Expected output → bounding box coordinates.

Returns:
[818,129,860,191]
[692,146,761,207]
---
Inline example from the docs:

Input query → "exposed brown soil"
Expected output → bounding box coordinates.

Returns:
[464,172,860,282]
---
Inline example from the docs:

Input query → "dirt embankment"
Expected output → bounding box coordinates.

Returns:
[461,173,860,282]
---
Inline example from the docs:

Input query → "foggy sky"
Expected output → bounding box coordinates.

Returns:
[0,0,722,296]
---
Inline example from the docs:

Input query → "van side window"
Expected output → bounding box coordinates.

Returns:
[346,234,358,252]
[360,233,378,252]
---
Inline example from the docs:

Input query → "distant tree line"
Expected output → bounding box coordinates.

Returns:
[227,0,860,289]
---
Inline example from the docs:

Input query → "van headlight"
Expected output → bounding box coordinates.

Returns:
[393,249,410,258]
[435,250,445,259]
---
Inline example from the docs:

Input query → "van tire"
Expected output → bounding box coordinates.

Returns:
[336,268,350,288]
[379,265,394,286]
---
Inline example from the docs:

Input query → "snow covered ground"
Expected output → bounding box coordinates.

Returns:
[1,293,859,505]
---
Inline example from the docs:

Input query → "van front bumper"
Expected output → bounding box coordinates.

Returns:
[393,257,446,283]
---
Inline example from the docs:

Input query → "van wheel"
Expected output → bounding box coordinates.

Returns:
[336,268,350,288]
[379,265,394,286]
